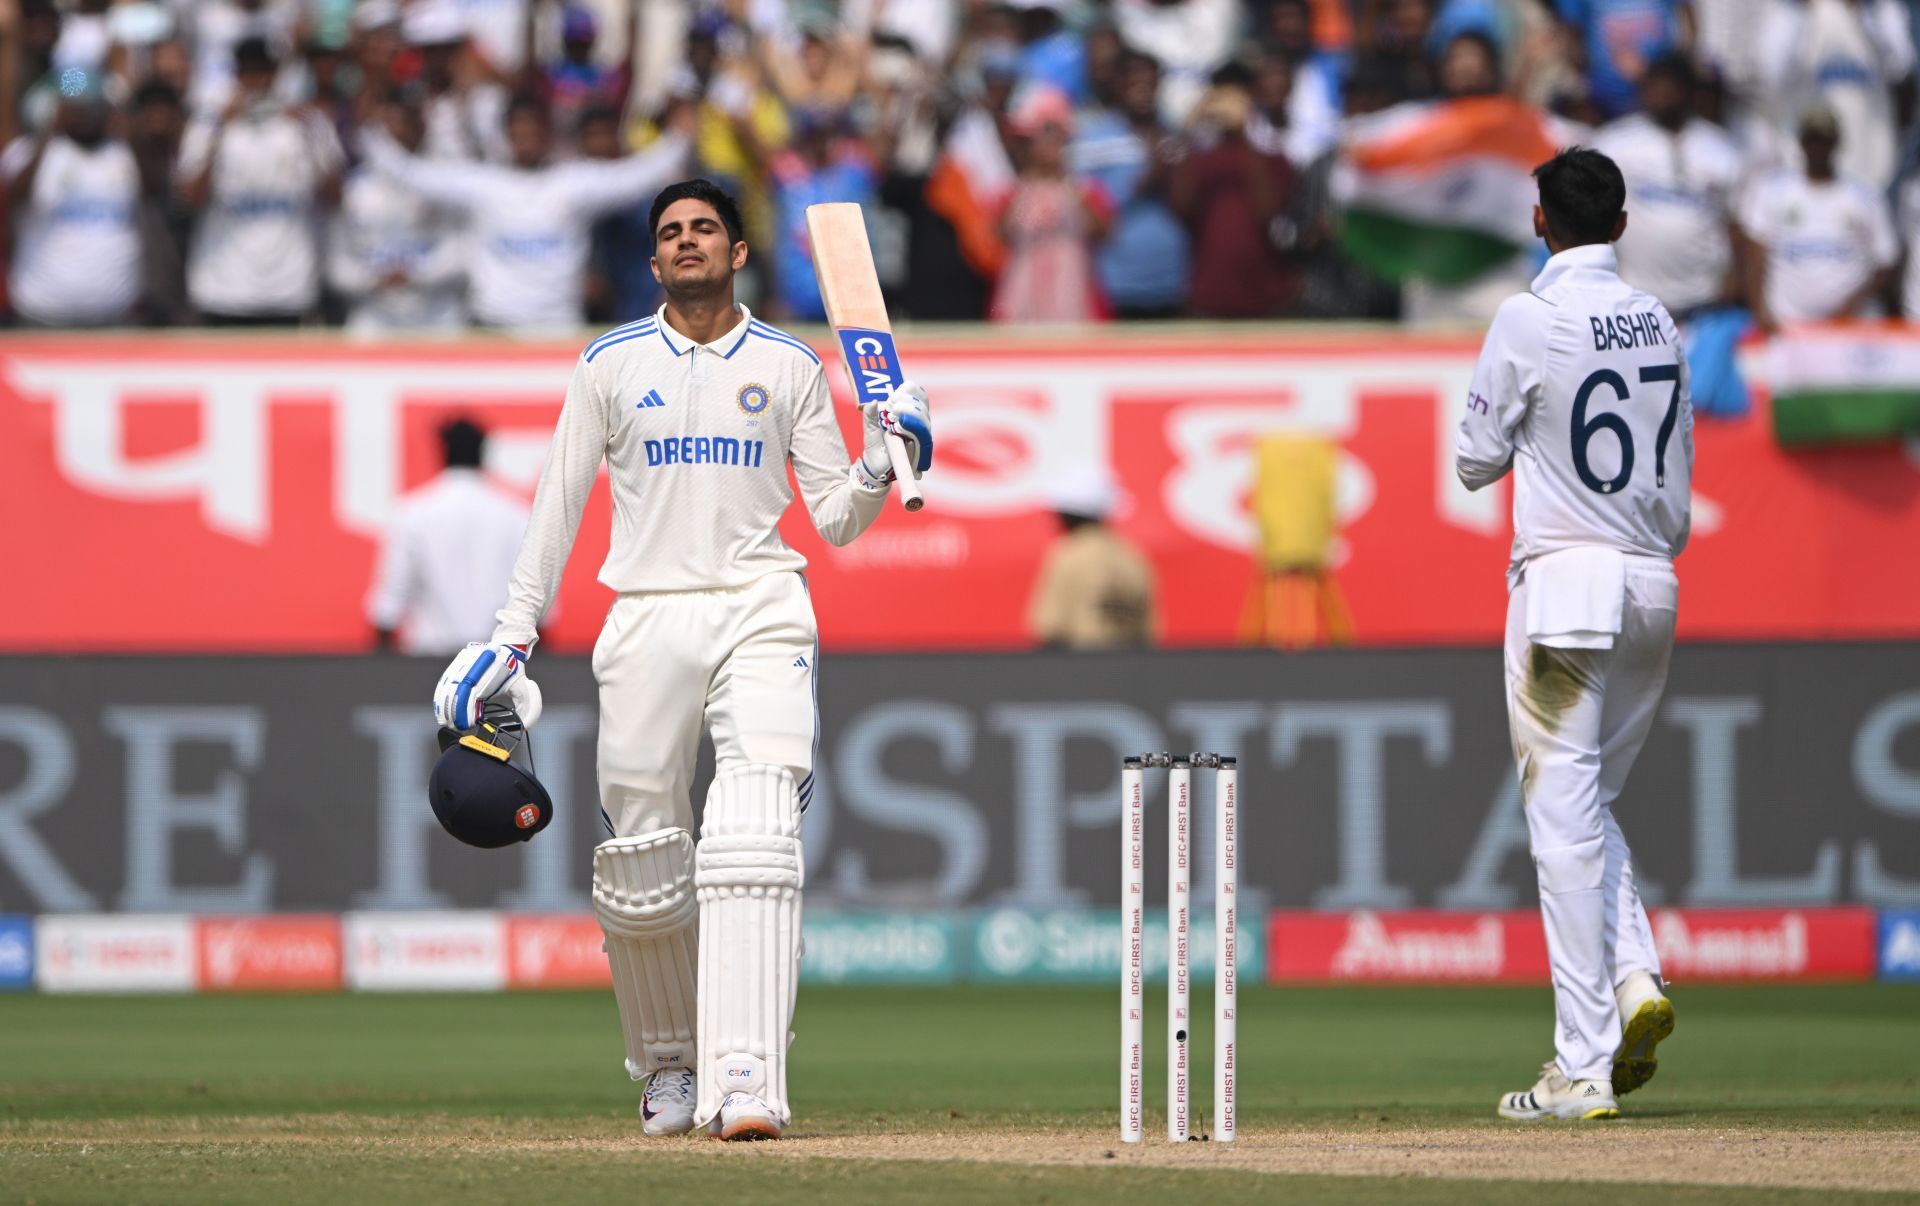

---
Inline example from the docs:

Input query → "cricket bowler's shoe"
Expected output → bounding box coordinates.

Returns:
[640,1068,697,1136]
[1613,970,1675,1096]
[714,1091,782,1141]
[1498,1062,1620,1121]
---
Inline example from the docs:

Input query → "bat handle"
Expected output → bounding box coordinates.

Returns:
[885,430,925,512]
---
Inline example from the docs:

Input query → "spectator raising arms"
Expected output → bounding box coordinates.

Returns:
[1741,105,1897,331]
[362,93,689,331]
[1169,80,1297,319]
[177,37,343,324]
[328,89,467,334]
[992,89,1112,323]
[1071,48,1189,319]
[2,70,141,326]
[769,105,879,322]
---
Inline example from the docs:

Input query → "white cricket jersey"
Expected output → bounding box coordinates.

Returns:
[1,136,141,324]
[327,167,467,332]
[366,468,532,655]
[1457,244,1694,576]
[1740,169,1898,323]
[179,106,343,316]
[362,131,687,330]
[1593,114,1745,315]
[490,305,889,647]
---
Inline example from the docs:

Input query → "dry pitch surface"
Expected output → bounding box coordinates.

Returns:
[5,986,1918,1204]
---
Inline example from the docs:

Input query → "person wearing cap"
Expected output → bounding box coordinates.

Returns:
[1739,105,1897,332]
[177,37,344,324]
[536,1,637,145]
[1026,463,1157,650]
[992,86,1112,322]
[1,69,143,325]
[361,91,691,329]
[405,0,509,163]
[328,88,467,332]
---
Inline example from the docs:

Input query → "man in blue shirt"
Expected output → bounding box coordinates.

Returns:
[1556,0,1686,118]
[1070,50,1188,317]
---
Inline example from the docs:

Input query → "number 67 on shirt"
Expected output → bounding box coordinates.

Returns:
[806,202,925,512]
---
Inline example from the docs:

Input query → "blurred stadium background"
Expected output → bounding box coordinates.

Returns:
[3,0,1920,1199]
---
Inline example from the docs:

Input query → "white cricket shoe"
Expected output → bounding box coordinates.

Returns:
[640,1068,697,1136]
[714,1091,783,1141]
[1614,970,1676,1096]
[1498,1061,1621,1121]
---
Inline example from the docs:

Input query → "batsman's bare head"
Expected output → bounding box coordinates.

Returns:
[649,179,747,300]
[1531,147,1627,253]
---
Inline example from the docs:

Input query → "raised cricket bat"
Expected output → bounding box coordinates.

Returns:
[806,202,924,512]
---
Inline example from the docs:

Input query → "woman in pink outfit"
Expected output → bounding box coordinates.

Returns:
[990,89,1113,323]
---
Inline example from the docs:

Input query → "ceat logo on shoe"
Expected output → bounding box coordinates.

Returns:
[196,917,342,991]
[505,915,610,989]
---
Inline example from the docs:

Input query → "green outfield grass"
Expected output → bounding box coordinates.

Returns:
[4,984,1918,1203]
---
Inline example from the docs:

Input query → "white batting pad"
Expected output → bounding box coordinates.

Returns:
[592,829,698,1078]
[694,763,804,1126]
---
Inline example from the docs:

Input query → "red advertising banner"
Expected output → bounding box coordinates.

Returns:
[1268,908,1878,984]
[196,915,343,992]
[505,914,611,989]
[6,331,1917,652]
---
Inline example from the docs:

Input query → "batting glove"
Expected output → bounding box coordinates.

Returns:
[433,642,541,731]
[859,380,933,483]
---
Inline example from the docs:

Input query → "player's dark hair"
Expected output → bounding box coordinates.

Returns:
[1533,146,1625,247]
[648,178,745,246]
[440,417,485,469]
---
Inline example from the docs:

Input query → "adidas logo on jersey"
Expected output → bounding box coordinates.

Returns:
[636,389,667,409]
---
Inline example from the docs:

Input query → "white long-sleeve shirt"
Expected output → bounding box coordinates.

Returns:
[327,167,468,333]
[361,132,688,330]
[1456,244,1694,577]
[490,305,890,647]
[367,468,532,654]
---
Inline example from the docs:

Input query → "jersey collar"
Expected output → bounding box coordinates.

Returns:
[654,304,755,359]
[1531,243,1619,300]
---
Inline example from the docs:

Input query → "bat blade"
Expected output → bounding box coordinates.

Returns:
[806,202,924,512]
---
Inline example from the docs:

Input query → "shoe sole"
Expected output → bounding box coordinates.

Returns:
[717,1117,782,1141]
[1613,996,1675,1097]
[1497,1104,1622,1121]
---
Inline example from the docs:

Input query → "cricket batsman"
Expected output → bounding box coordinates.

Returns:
[430,179,931,1139]
[1456,148,1690,1121]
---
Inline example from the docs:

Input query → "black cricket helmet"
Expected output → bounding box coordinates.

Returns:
[428,704,553,848]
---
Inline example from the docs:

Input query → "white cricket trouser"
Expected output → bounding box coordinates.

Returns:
[1504,556,1673,1082]
[591,571,818,838]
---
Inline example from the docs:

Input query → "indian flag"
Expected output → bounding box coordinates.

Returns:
[1334,96,1566,284]
[1768,325,1920,446]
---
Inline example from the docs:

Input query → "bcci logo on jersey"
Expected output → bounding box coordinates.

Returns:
[836,328,904,407]
[736,383,771,415]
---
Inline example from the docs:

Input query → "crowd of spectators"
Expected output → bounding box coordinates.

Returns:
[2,0,1918,332]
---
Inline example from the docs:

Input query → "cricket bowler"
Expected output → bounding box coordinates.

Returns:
[430,179,931,1139]
[1456,148,1691,1121]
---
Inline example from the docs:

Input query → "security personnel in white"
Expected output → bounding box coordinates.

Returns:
[1456,148,1691,1122]
[430,179,931,1141]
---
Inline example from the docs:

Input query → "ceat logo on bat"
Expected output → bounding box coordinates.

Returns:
[835,328,904,406]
